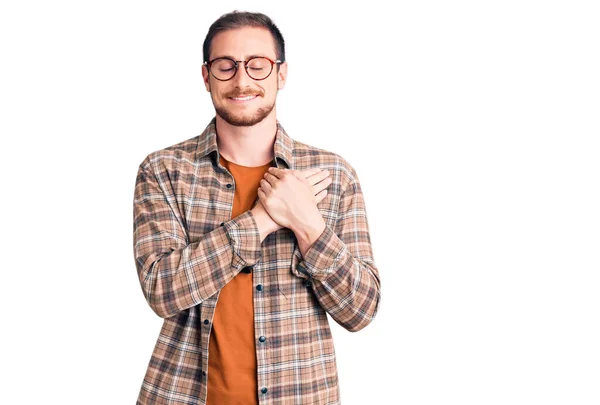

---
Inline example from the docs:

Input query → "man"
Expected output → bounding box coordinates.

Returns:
[133,10,381,405]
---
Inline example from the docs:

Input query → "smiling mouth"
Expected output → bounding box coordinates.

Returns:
[229,94,259,101]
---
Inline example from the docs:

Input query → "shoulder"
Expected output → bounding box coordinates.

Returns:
[138,135,200,173]
[292,138,360,193]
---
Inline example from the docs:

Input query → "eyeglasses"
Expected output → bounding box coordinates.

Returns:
[203,56,282,81]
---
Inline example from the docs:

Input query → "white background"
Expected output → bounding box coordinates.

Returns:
[1,1,599,404]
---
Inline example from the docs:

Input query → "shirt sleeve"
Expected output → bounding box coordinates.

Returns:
[291,171,381,332]
[133,159,262,318]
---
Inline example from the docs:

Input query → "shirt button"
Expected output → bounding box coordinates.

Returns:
[220,222,225,226]
[305,279,312,287]
[226,183,233,188]
[202,371,206,376]
[259,336,266,343]
[256,284,263,291]
[297,264,310,276]
[261,387,268,394]
[203,319,209,325]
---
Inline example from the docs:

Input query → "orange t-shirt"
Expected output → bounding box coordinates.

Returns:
[206,154,272,405]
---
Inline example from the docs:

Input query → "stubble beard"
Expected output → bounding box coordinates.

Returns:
[215,100,276,127]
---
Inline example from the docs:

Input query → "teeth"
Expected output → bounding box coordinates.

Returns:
[231,95,256,100]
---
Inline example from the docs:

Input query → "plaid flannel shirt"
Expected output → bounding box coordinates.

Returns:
[132,117,381,404]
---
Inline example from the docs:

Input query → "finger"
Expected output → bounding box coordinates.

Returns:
[266,167,285,178]
[259,178,272,191]
[306,169,330,186]
[288,168,308,180]
[299,167,323,177]
[257,188,266,201]
[290,169,305,180]
[315,189,328,203]
[311,176,332,195]
[263,172,278,185]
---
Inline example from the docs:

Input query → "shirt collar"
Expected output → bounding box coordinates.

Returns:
[196,116,294,169]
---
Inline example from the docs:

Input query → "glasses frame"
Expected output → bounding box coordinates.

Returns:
[203,56,282,81]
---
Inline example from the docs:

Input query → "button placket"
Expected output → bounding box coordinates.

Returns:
[220,166,235,227]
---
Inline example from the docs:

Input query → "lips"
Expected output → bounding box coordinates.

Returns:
[229,94,258,101]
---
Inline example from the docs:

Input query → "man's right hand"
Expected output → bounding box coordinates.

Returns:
[252,167,332,242]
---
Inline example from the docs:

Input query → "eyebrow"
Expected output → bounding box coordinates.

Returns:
[211,54,274,61]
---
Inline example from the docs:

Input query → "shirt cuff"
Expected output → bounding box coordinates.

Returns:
[223,210,263,269]
[294,225,347,281]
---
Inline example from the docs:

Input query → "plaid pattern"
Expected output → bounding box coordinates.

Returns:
[132,117,381,404]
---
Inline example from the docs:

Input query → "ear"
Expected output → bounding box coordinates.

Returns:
[202,65,211,92]
[277,61,288,90]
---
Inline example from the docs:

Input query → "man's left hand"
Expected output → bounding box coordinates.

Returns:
[258,167,326,249]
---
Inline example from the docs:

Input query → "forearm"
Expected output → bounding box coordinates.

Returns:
[293,224,381,332]
[291,176,381,332]
[135,210,262,318]
[251,204,280,243]
[294,219,326,257]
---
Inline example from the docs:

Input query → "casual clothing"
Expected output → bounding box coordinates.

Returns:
[206,154,271,404]
[132,117,381,404]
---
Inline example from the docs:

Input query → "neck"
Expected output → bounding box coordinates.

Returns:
[214,110,278,167]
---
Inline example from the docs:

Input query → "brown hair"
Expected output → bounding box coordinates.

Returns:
[202,10,286,63]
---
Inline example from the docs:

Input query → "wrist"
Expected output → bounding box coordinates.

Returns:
[294,219,326,255]
[251,206,279,241]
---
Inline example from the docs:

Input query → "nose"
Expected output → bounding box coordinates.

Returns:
[230,63,253,88]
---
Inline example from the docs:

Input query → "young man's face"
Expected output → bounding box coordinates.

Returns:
[202,26,287,127]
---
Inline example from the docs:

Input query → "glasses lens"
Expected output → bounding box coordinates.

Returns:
[246,57,273,80]
[210,58,236,80]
